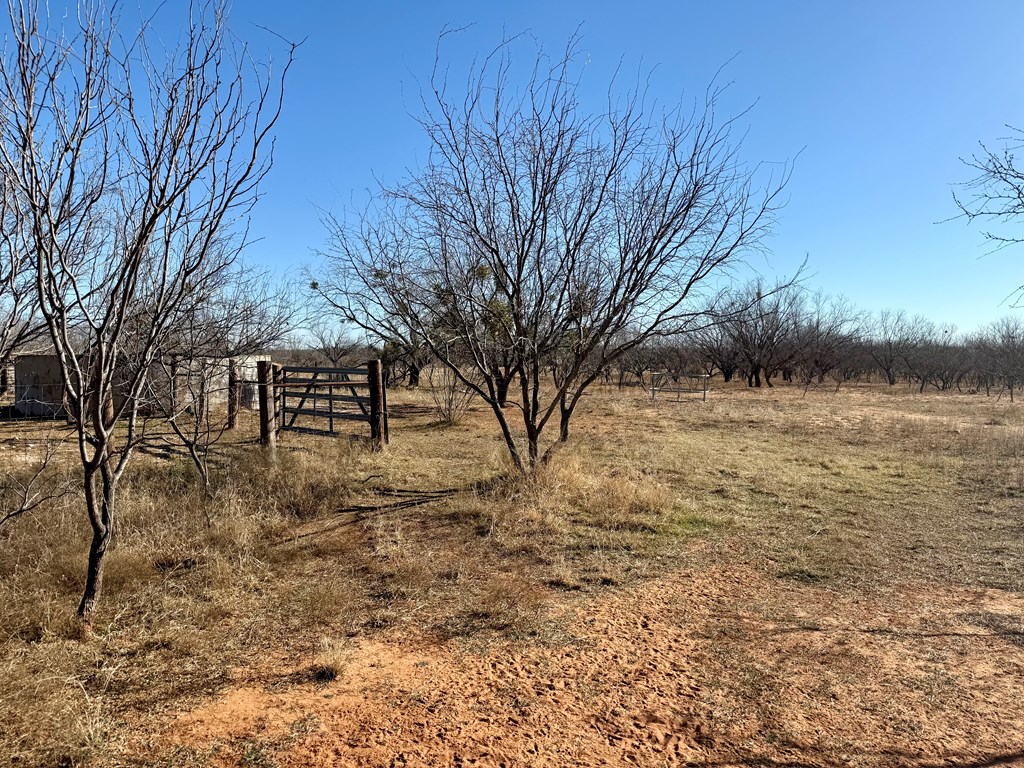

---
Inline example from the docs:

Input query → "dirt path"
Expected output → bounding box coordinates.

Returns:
[154,561,1024,767]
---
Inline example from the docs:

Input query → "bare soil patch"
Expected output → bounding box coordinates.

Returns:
[146,554,1024,767]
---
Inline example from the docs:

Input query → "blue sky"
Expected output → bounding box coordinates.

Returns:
[200,3,1022,330]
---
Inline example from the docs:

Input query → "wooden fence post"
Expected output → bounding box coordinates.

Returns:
[368,359,387,450]
[257,360,277,449]
[382,373,389,443]
[227,358,240,430]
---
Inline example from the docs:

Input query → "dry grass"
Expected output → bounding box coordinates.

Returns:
[308,636,351,683]
[1,382,1023,764]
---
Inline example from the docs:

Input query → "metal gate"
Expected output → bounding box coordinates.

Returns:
[257,360,388,449]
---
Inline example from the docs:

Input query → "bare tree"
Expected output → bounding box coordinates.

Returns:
[866,308,914,386]
[955,127,1024,301]
[724,279,804,387]
[154,267,296,490]
[616,339,659,391]
[971,316,1024,400]
[0,435,74,529]
[792,292,863,391]
[900,319,967,393]
[426,361,476,426]
[317,37,787,473]
[309,321,364,368]
[956,128,1024,246]
[649,338,701,386]
[0,177,47,379]
[308,246,433,387]
[0,1,293,623]
[693,322,742,381]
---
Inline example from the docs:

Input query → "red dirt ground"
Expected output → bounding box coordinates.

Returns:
[145,550,1024,768]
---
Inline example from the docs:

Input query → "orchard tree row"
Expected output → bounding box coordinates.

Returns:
[613,284,1024,399]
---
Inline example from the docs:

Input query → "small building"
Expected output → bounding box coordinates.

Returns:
[13,353,270,419]
[0,358,15,401]
[13,354,66,417]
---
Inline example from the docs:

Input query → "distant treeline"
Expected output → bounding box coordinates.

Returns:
[300,282,1024,400]
[623,282,1024,398]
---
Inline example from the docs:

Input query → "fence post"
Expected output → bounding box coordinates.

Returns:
[257,360,277,449]
[368,359,386,450]
[227,358,239,430]
[382,373,390,443]
[328,372,335,435]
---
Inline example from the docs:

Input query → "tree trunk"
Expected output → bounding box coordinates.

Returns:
[494,370,510,408]
[227,359,240,430]
[197,376,208,423]
[540,398,574,466]
[526,426,540,472]
[90,358,115,447]
[488,397,524,474]
[558,394,572,443]
[517,369,541,474]
[78,468,116,624]
[78,524,109,623]
[408,362,421,388]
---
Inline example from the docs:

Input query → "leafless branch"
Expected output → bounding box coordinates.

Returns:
[0,435,75,529]
[0,0,295,619]
[317,35,789,472]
